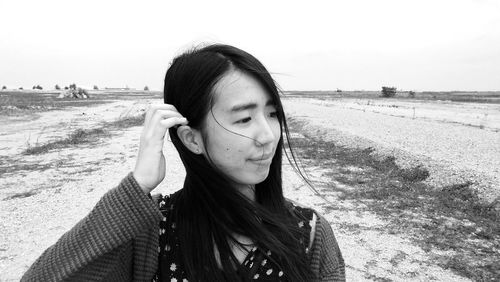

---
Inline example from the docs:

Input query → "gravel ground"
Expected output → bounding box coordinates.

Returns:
[0,98,475,281]
[283,97,500,204]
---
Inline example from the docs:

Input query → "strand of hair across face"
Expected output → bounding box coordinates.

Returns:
[209,107,267,168]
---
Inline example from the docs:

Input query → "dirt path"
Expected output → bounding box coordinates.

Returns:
[0,99,472,281]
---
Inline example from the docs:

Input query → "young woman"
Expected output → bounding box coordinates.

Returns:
[21,44,344,281]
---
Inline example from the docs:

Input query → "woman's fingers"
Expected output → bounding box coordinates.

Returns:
[143,109,187,139]
[159,116,188,129]
[149,109,186,128]
[144,104,179,125]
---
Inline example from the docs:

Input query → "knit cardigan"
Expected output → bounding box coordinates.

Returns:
[21,173,345,282]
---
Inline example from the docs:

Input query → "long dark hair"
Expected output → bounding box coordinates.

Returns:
[164,44,312,281]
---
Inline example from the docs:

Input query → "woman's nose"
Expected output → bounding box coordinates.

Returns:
[255,119,276,146]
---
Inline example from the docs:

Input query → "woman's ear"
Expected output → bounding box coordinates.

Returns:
[176,125,204,154]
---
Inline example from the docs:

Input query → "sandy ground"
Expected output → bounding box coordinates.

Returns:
[283,97,500,203]
[0,98,483,281]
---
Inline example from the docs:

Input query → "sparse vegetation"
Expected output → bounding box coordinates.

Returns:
[408,90,416,98]
[33,85,43,90]
[22,113,145,155]
[55,84,61,90]
[0,91,101,115]
[93,85,99,90]
[287,118,500,281]
[110,112,146,128]
[0,90,160,116]
[3,190,38,200]
[144,86,149,91]
[23,128,109,155]
[399,165,430,182]
[2,86,6,90]
[381,86,397,97]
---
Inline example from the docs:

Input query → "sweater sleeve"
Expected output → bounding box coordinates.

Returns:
[21,172,163,282]
[309,212,345,282]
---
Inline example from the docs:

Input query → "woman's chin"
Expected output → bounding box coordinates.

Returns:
[250,170,271,184]
[232,171,270,187]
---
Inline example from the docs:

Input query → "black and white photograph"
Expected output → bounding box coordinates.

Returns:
[1,0,499,281]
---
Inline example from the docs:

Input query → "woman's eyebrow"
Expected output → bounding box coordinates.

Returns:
[230,100,275,112]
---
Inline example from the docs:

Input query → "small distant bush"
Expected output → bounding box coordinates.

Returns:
[55,84,61,90]
[19,87,23,90]
[33,85,43,90]
[93,85,99,90]
[336,88,342,93]
[70,83,77,90]
[408,91,415,98]
[381,86,397,98]
[64,86,69,90]
[144,86,149,91]
[2,86,6,90]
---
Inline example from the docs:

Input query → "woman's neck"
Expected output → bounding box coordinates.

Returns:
[235,184,255,202]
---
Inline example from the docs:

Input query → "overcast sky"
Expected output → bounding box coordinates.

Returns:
[1,0,499,91]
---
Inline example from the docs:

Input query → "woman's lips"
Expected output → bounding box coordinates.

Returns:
[248,153,273,164]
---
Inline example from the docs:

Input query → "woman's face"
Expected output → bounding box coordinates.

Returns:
[201,70,281,190]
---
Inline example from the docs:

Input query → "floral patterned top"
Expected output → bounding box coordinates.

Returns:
[152,193,316,282]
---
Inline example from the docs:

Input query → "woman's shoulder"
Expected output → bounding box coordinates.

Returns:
[285,198,318,221]
[286,200,345,280]
[284,199,341,249]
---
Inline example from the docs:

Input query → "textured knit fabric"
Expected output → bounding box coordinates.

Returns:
[153,193,316,281]
[21,173,345,282]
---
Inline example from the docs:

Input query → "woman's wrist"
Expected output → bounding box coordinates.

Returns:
[132,171,155,194]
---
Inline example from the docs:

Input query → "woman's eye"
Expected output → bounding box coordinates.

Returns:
[269,111,278,118]
[237,117,252,124]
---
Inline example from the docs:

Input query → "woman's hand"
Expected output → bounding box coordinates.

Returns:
[133,104,188,194]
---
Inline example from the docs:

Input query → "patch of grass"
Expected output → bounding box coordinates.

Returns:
[66,166,100,175]
[399,165,430,182]
[0,112,146,179]
[389,250,408,267]
[0,161,53,177]
[3,190,38,200]
[287,118,500,281]
[23,128,110,155]
[21,112,146,155]
[105,112,145,128]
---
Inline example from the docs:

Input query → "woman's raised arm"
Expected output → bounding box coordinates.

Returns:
[133,104,188,193]
[22,104,187,281]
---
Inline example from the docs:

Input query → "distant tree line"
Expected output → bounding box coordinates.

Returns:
[1,84,154,92]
